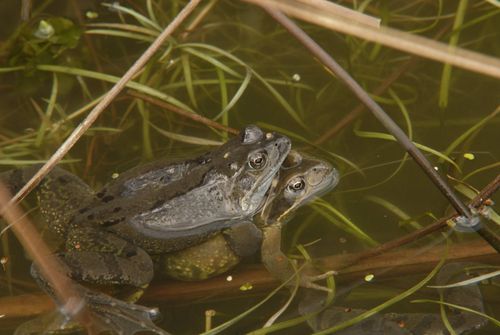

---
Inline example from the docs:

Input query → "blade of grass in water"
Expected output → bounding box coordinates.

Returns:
[29,64,195,113]
[35,73,58,147]
[252,249,336,334]
[86,23,160,37]
[137,66,154,160]
[311,244,448,334]
[439,289,457,335]
[0,159,80,165]
[429,269,500,288]
[444,105,500,159]
[364,196,422,230]
[257,122,363,176]
[146,0,159,27]
[407,0,443,34]
[215,67,229,140]
[183,47,242,78]
[463,162,500,181]
[137,99,153,160]
[341,89,412,193]
[85,29,156,42]
[180,43,307,128]
[181,53,198,109]
[102,2,161,31]
[353,126,460,171]
[201,264,308,335]
[215,68,252,122]
[439,0,468,109]
[150,124,223,146]
[313,199,379,247]
[412,299,500,327]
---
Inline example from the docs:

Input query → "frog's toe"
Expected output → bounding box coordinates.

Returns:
[14,310,76,335]
[84,290,170,335]
[300,270,337,293]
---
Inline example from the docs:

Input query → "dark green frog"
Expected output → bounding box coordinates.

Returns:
[3,125,291,335]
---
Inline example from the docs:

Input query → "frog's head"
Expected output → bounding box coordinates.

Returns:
[212,125,291,216]
[260,151,339,224]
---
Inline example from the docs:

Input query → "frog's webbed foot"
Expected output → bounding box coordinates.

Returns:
[15,288,170,335]
[14,310,76,335]
[299,270,337,293]
[82,288,170,335]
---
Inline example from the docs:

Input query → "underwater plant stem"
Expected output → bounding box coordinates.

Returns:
[6,0,202,206]
[0,184,97,334]
[262,8,474,221]
[127,91,239,134]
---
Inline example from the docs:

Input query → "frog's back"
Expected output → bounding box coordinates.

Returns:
[71,126,291,254]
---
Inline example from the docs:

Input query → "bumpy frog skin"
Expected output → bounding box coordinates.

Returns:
[72,125,291,253]
[2,125,290,335]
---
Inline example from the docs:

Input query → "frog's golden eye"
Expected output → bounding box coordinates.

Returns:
[288,177,305,192]
[248,152,268,170]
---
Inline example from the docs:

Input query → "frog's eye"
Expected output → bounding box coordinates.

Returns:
[248,152,268,170]
[288,177,305,192]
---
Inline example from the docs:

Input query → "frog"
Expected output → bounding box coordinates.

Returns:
[2,125,291,335]
[159,150,340,290]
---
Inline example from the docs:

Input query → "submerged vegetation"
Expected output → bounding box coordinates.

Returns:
[0,0,498,334]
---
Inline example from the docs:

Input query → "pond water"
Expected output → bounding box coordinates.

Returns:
[0,0,498,334]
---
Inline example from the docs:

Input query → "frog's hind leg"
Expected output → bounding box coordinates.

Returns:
[0,165,95,238]
[25,228,168,334]
[37,167,95,238]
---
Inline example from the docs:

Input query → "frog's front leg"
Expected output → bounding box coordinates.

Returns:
[261,224,335,292]
[24,227,169,335]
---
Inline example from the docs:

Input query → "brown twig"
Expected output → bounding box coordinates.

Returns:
[7,0,202,207]
[127,91,239,135]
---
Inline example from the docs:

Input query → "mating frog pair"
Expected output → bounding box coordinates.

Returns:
[3,125,339,334]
